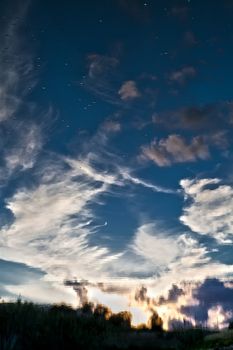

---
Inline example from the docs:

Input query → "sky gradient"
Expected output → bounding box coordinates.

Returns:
[1,0,233,329]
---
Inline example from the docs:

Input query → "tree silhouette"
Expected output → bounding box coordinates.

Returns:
[93,304,112,319]
[109,311,132,329]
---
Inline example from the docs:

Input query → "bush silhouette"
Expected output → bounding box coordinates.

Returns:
[148,311,163,331]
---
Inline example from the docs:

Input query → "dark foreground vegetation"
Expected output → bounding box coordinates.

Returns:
[0,300,232,350]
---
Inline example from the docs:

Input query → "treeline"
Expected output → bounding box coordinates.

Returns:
[0,300,211,349]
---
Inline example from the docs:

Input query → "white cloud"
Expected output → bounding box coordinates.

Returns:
[0,153,176,290]
[131,223,181,268]
[126,222,233,295]
[101,120,121,133]
[180,178,233,243]
[118,80,141,101]
[6,279,78,306]
[140,135,210,166]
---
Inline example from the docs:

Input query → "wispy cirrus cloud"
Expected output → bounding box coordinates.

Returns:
[118,167,177,194]
[0,157,121,281]
[0,1,34,123]
[169,66,196,85]
[84,55,143,107]
[0,2,48,184]
[3,122,43,174]
[87,54,119,80]
[82,54,121,105]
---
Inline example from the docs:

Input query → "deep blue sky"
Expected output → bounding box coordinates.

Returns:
[0,0,233,327]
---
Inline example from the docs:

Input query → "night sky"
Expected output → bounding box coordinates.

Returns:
[1,0,233,328]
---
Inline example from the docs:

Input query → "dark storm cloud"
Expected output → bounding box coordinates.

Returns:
[64,280,130,305]
[134,284,185,307]
[135,286,151,304]
[154,101,233,131]
[159,284,184,304]
[64,280,89,305]
[167,105,220,129]
[181,278,233,323]
[96,282,131,295]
